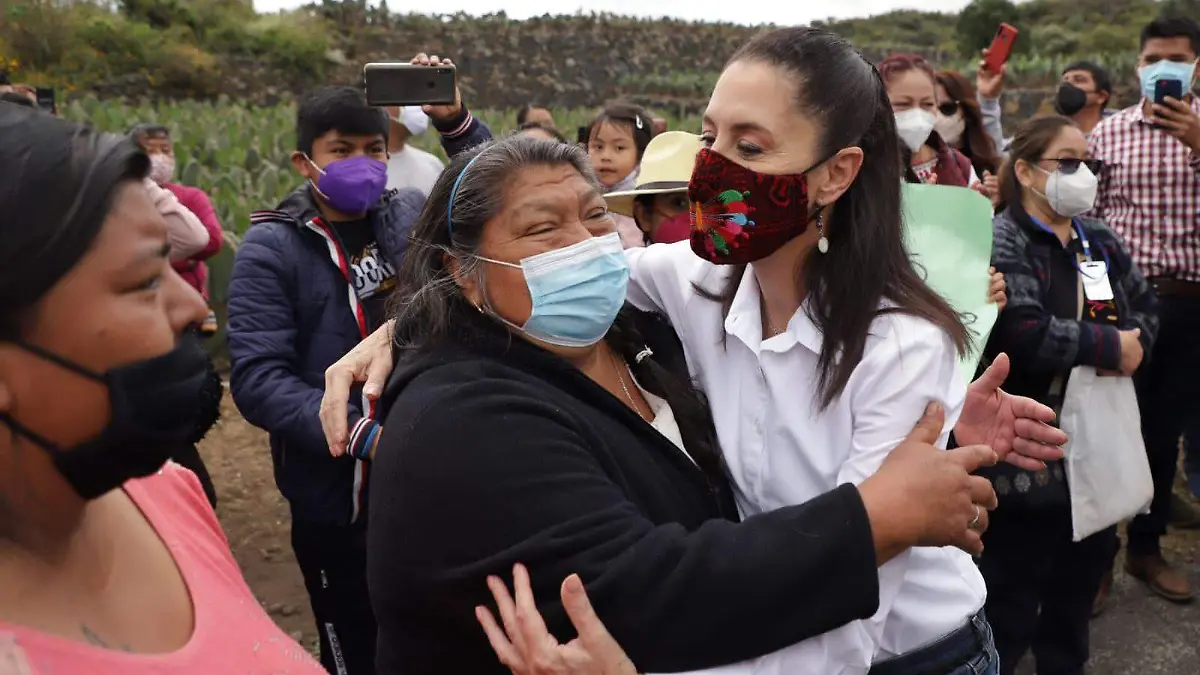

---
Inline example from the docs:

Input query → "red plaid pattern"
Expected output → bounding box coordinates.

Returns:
[1088,98,1200,282]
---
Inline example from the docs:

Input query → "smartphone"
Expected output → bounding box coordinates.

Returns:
[577,126,589,146]
[1154,78,1184,105]
[363,63,455,107]
[35,86,56,114]
[983,24,1019,73]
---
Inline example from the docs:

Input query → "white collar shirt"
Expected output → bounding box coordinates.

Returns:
[627,242,986,674]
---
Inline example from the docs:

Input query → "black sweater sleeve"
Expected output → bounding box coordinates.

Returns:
[369,376,880,672]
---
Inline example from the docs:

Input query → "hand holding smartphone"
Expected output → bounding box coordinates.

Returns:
[982,24,1019,74]
[1149,78,1185,131]
[1154,79,1184,106]
[364,63,456,107]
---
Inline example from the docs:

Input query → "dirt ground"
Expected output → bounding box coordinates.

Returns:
[202,389,1200,673]
[200,391,318,653]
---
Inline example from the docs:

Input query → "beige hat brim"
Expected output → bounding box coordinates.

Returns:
[604,185,687,217]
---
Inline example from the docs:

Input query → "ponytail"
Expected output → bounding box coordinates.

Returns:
[606,312,728,487]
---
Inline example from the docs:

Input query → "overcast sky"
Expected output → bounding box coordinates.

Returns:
[251,0,973,25]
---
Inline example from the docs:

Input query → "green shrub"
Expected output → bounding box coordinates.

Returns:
[73,12,161,74]
[206,11,331,77]
[150,42,222,97]
[0,0,78,72]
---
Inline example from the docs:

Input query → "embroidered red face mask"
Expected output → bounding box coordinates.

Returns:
[687,148,822,264]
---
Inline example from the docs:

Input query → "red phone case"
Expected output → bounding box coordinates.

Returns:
[984,24,1019,73]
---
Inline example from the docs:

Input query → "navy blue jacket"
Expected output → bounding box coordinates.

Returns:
[228,110,491,526]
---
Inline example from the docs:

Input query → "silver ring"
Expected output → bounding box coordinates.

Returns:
[969,505,981,530]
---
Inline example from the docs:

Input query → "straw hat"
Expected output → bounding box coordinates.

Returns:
[605,131,703,217]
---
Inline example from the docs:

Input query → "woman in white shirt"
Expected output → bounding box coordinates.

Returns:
[615,27,994,675]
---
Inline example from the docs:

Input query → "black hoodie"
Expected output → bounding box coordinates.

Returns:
[367,308,881,674]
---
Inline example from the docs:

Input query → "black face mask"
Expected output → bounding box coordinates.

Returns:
[1055,83,1089,117]
[0,333,212,500]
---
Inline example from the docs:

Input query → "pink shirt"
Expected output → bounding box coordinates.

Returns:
[0,464,325,675]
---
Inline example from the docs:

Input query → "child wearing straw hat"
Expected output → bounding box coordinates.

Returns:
[605,131,703,245]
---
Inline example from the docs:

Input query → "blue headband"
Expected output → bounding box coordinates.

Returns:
[447,152,485,238]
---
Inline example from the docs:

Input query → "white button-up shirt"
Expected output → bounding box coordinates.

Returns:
[628,242,987,675]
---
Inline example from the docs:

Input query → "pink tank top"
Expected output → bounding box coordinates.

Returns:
[0,464,326,675]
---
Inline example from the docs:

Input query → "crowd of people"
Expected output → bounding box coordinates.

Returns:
[0,12,1197,675]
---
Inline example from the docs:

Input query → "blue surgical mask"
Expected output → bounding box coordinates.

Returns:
[1138,59,1197,102]
[478,232,629,347]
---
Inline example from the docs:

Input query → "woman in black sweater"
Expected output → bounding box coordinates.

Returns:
[324,124,1069,673]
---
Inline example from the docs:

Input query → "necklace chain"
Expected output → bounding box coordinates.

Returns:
[609,349,650,422]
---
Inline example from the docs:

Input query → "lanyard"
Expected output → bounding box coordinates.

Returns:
[1028,215,1109,278]
[1029,215,1091,259]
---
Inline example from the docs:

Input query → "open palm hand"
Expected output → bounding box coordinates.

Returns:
[477,565,637,675]
[956,353,1066,471]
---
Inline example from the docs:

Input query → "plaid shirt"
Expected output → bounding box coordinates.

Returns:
[1088,97,1200,282]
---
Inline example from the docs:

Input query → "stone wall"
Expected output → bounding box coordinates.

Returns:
[79,12,1145,130]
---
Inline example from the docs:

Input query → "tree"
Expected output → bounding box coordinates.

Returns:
[119,0,187,29]
[1030,24,1079,57]
[955,0,1022,58]
[1159,0,1200,20]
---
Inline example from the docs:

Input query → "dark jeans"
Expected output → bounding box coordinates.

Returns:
[868,611,998,675]
[1183,418,1200,495]
[1128,296,1200,556]
[292,518,377,675]
[979,503,1118,675]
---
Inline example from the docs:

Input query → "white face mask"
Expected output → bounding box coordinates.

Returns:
[894,109,936,153]
[934,111,965,146]
[1034,162,1098,218]
[395,106,430,137]
[148,153,175,184]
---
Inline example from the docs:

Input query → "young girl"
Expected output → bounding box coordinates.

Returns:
[586,103,656,248]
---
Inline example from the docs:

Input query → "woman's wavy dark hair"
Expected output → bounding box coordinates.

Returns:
[389,135,726,484]
[0,105,149,339]
[937,70,1001,176]
[700,28,970,409]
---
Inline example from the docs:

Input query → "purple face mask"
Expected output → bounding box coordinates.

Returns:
[308,156,388,214]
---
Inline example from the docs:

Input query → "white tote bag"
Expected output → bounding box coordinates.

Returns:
[1060,366,1153,541]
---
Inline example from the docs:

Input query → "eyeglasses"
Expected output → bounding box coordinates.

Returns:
[1040,157,1104,175]
[937,102,960,116]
